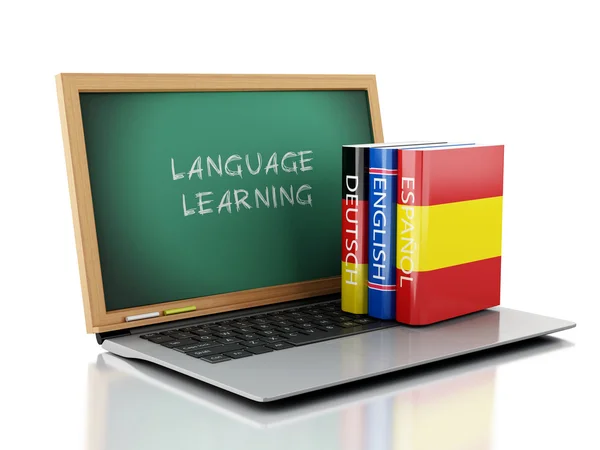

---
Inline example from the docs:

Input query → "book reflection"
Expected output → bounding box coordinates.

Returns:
[340,366,496,450]
[340,311,500,450]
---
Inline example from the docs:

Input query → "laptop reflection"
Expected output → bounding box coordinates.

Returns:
[87,334,570,450]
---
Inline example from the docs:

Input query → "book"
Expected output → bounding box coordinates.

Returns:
[367,146,398,319]
[395,143,504,325]
[341,144,371,314]
[341,141,443,315]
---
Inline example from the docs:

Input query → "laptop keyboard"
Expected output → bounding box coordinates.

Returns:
[139,300,398,363]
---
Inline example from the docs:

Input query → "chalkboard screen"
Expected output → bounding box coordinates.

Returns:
[79,90,374,311]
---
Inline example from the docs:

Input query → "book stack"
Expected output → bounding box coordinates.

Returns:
[341,142,504,325]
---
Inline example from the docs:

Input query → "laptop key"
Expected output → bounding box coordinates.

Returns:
[190,329,212,336]
[140,333,161,339]
[160,338,197,348]
[329,315,355,323]
[187,343,243,357]
[245,346,273,355]
[311,314,328,319]
[253,324,274,331]
[276,326,302,333]
[237,333,260,340]
[186,348,219,357]
[239,340,264,347]
[236,327,256,334]
[290,317,312,324]
[160,330,182,336]
[200,354,232,364]
[319,324,341,332]
[266,342,294,351]
[256,330,279,337]
[218,337,243,344]
[314,319,333,325]
[215,331,237,338]
[176,341,222,352]
[147,335,176,344]
[299,328,319,334]
[338,321,360,328]
[210,343,244,353]
[269,316,289,322]
[250,318,270,325]
[272,314,295,321]
[179,326,201,332]
[223,350,252,359]
[262,336,284,343]
[354,318,378,324]
[193,335,217,341]
[211,325,235,332]
[279,332,302,338]
[168,332,196,339]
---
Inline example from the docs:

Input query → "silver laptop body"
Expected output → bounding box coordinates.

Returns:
[102,304,574,402]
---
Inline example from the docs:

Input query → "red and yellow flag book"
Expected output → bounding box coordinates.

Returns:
[396,143,504,325]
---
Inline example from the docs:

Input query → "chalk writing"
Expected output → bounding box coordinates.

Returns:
[171,151,314,217]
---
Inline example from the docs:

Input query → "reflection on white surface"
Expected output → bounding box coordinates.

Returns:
[87,337,572,450]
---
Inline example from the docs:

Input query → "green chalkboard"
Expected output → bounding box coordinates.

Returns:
[80,90,374,311]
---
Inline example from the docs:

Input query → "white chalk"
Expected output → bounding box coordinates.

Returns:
[125,312,160,322]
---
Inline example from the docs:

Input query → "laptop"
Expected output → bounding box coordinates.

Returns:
[56,73,575,402]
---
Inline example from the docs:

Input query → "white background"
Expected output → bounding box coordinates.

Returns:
[1,1,597,449]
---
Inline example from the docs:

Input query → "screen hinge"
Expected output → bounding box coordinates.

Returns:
[96,329,131,345]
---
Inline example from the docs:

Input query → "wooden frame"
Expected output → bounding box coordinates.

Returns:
[56,73,384,333]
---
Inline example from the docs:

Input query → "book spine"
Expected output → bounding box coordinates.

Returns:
[395,149,422,324]
[367,147,397,319]
[341,146,369,314]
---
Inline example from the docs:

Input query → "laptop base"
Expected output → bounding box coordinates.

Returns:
[103,306,575,402]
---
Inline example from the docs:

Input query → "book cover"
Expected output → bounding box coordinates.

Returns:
[367,146,398,319]
[396,143,504,325]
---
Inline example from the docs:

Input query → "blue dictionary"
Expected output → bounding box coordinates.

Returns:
[368,146,397,319]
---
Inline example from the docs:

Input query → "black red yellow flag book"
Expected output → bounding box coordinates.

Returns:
[342,144,370,314]
[396,143,504,325]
